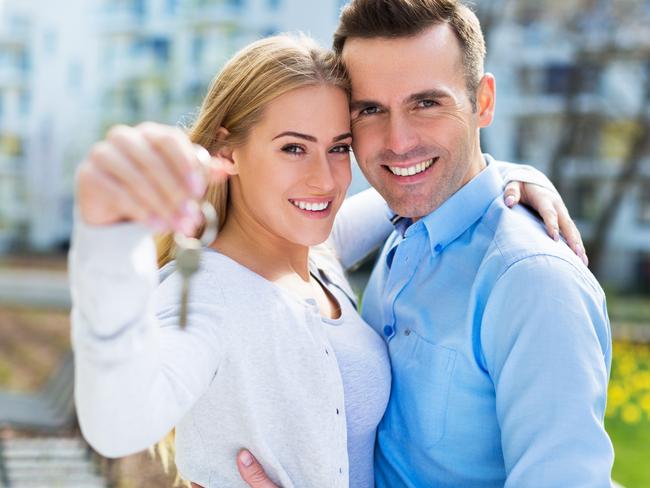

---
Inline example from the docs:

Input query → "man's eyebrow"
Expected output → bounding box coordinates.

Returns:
[350,99,385,112]
[406,89,452,104]
[272,131,317,142]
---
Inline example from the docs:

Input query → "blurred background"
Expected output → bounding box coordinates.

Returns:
[0,0,648,486]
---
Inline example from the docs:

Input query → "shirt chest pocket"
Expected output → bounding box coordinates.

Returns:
[382,331,457,449]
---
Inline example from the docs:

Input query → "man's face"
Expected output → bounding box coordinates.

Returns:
[343,24,492,219]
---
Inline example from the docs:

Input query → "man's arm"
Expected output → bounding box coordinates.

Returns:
[481,255,614,487]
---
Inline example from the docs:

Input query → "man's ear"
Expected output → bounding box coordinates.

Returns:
[213,127,239,176]
[476,73,496,128]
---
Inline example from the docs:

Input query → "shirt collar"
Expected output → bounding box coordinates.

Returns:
[390,154,504,256]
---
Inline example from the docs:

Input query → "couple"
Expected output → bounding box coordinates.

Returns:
[70,0,613,486]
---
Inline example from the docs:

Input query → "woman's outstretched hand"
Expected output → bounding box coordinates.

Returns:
[76,122,226,233]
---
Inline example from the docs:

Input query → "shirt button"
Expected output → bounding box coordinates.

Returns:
[404,328,411,336]
[434,243,443,253]
[383,325,394,337]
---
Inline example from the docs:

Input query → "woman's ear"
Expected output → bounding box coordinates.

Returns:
[213,127,239,176]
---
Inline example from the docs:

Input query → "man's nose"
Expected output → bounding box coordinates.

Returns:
[384,114,419,157]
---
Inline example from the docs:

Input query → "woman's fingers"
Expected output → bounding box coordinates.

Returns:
[107,125,192,218]
[89,139,179,227]
[140,123,207,198]
[77,163,149,225]
[503,181,522,208]
[515,183,589,266]
[556,202,588,266]
[536,202,560,242]
[77,122,226,231]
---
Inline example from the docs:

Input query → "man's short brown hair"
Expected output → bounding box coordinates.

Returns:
[333,0,486,109]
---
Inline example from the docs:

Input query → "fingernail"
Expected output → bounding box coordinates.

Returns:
[553,229,560,242]
[187,171,206,198]
[239,450,253,467]
[575,243,583,256]
[194,144,212,167]
[505,195,516,207]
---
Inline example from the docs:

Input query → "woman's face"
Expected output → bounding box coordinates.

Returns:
[229,84,352,247]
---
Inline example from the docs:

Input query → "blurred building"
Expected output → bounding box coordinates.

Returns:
[0,6,30,251]
[0,0,346,252]
[485,0,650,290]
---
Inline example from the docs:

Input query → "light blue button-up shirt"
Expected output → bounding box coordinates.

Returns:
[363,156,614,487]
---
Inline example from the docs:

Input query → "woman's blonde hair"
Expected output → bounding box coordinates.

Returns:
[151,33,349,485]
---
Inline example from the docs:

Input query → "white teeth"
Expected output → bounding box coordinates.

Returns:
[388,158,434,177]
[291,200,330,212]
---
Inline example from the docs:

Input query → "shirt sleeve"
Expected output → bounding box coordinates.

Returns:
[69,218,223,458]
[491,160,558,193]
[327,188,394,271]
[480,255,614,487]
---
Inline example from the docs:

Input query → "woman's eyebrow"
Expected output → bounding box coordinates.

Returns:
[333,132,352,142]
[272,131,317,142]
[272,131,352,142]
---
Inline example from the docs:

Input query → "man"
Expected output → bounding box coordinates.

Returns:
[238,0,613,486]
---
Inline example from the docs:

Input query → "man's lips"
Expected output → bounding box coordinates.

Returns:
[382,157,438,177]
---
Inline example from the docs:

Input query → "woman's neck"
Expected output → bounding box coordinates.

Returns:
[210,206,311,283]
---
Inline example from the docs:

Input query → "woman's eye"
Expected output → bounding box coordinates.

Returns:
[330,144,351,154]
[282,144,305,154]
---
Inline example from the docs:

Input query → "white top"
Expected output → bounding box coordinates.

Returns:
[70,188,393,488]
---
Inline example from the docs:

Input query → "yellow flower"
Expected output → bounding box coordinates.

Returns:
[621,404,642,424]
[608,384,628,407]
[640,393,650,413]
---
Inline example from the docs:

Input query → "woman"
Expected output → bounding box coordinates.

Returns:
[70,34,578,487]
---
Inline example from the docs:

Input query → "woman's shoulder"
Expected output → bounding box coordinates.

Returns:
[157,249,283,307]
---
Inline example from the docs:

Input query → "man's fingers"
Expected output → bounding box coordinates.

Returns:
[503,181,521,208]
[237,450,280,488]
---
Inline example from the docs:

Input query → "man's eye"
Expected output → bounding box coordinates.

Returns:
[359,106,380,116]
[330,144,351,154]
[282,144,305,154]
[418,99,438,108]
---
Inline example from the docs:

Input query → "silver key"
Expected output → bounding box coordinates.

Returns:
[174,201,219,329]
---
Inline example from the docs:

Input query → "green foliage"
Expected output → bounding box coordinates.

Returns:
[607,341,650,487]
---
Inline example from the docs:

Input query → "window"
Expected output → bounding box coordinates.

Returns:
[268,0,281,9]
[636,253,650,294]
[19,92,30,116]
[569,179,600,221]
[545,64,573,95]
[544,63,602,96]
[514,117,537,161]
[151,38,170,63]
[639,182,650,225]
[191,35,204,64]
